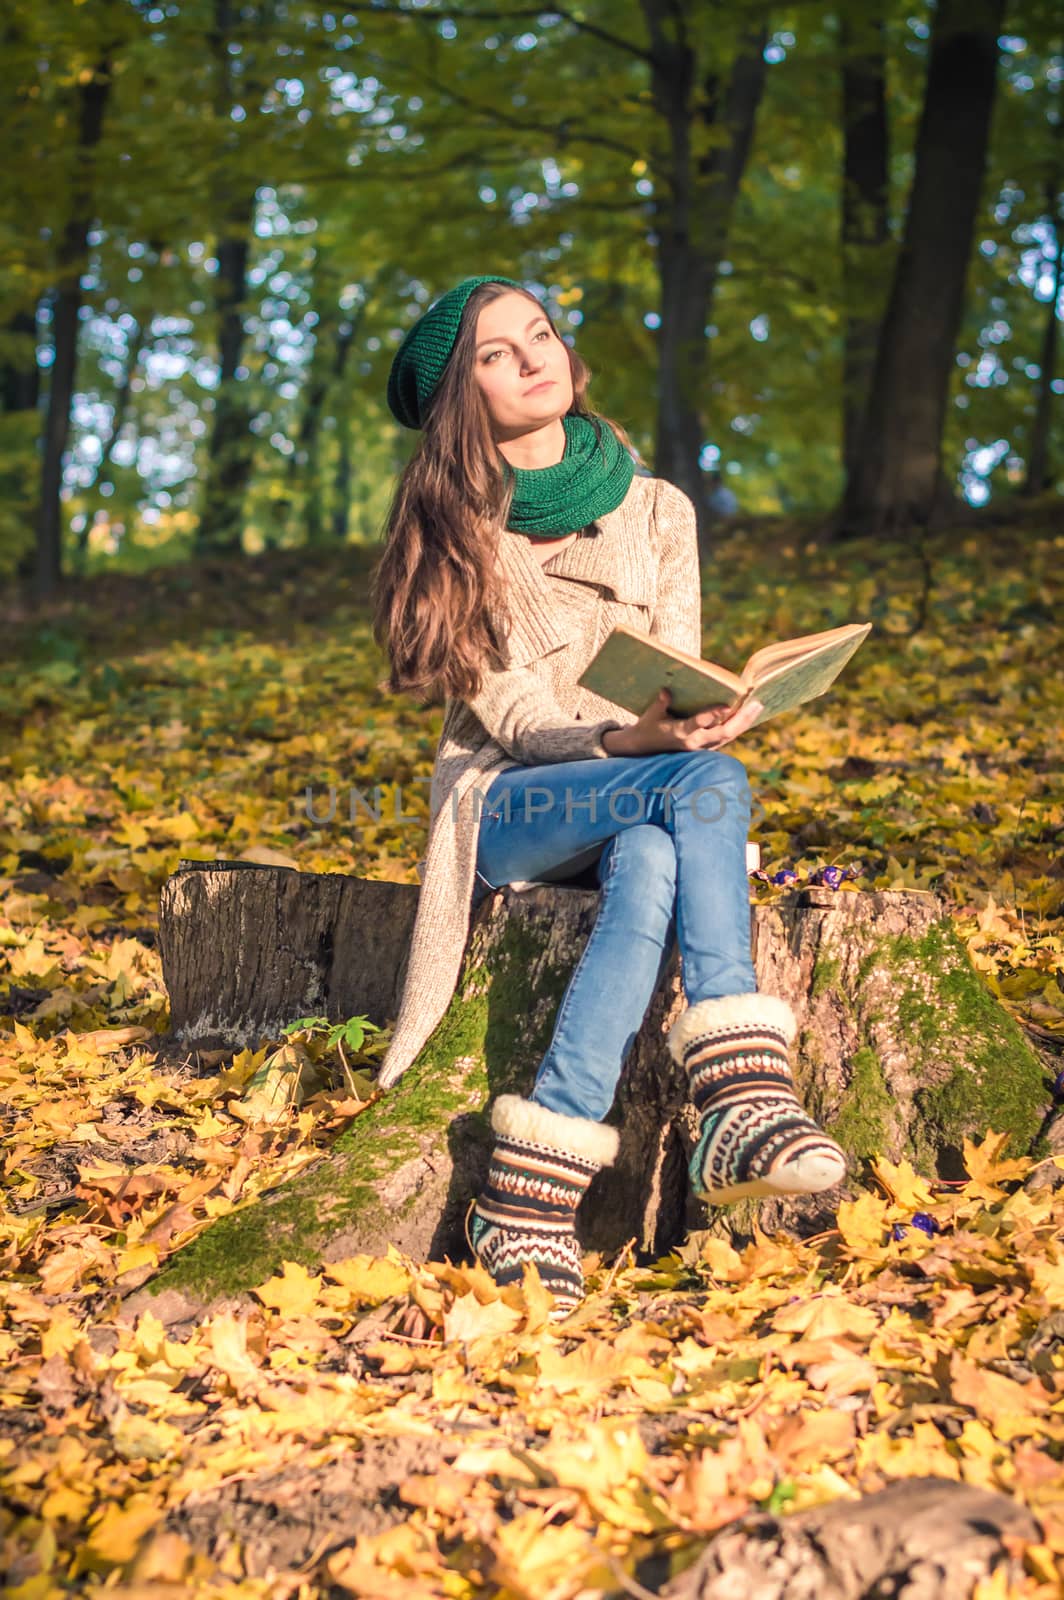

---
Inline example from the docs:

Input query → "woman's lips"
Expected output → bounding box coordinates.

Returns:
[525,380,556,394]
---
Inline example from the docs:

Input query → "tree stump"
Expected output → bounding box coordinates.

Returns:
[147,860,1051,1312]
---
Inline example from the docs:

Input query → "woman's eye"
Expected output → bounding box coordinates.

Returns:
[484,329,550,363]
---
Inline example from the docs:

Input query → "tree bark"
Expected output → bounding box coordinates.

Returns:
[287,307,333,549]
[195,0,262,555]
[195,194,256,555]
[839,10,891,488]
[330,320,356,544]
[139,862,1050,1319]
[1021,172,1063,498]
[73,315,148,573]
[5,306,41,593]
[1,307,39,430]
[644,3,768,544]
[839,0,1006,536]
[288,284,370,547]
[34,51,115,602]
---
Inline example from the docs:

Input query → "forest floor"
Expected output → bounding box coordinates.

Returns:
[0,513,1062,1598]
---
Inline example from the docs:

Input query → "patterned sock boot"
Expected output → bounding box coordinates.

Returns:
[667,992,846,1204]
[469,1094,620,1321]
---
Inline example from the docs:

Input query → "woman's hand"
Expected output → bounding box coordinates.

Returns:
[604,688,765,756]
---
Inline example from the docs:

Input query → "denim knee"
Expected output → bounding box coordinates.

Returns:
[679,747,749,788]
[603,822,678,892]
[671,749,750,824]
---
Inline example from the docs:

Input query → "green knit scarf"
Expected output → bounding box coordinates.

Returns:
[504,413,635,539]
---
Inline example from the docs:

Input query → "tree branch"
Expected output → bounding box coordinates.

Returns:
[363,1,654,64]
[357,45,647,164]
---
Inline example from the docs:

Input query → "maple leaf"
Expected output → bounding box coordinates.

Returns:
[323,1249,413,1306]
[950,1350,1051,1432]
[329,1519,448,1594]
[202,1309,265,1394]
[442,1288,522,1344]
[535,1420,675,1534]
[667,1448,753,1534]
[81,1494,163,1569]
[772,1289,879,1341]
[489,1508,610,1599]
[252,1258,324,1317]
[836,1190,891,1257]
[871,1154,939,1209]
[961,1128,1033,1196]
[533,1338,635,1400]
[449,1445,540,1486]
[803,1350,879,1398]
[768,1406,856,1471]
[109,1406,185,1463]
[4,494,1063,1591]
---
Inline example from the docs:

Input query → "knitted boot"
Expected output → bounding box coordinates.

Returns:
[469,1093,620,1320]
[668,992,846,1204]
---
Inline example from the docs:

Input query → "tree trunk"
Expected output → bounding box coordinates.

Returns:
[195,0,262,555]
[330,321,355,543]
[645,3,768,543]
[136,862,1051,1320]
[290,284,369,547]
[659,1476,1041,1600]
[839,10,891,488]
[35,51,114,603]
[287,309,332,549]
[73,315,148,573]
[839,0,1006,537]
[1021,173,1062,498]
[5,307,41,594]
[195,192,256,554]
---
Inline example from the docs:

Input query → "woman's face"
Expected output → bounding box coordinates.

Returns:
[472,292,574,433]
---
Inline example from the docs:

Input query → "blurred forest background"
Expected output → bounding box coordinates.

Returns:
[2,10,1063,1588]
[1,0,1061,602]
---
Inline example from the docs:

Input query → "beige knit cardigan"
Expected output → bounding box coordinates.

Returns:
[376,471,702,1090]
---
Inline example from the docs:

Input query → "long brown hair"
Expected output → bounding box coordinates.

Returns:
[370,281,647,709]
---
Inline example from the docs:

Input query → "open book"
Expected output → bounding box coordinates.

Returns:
[576,621,872,728]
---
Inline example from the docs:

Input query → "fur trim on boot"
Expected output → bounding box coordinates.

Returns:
[491,1093,621,1168]
[668,992,846,1204]
[471,1095,619,1320]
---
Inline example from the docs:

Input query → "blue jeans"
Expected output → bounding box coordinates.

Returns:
[473,749,758,1123]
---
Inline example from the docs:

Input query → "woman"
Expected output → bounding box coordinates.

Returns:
[371,274,845,1319]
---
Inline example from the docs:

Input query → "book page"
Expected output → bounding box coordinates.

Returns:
[742,622,870,684]
[741,624,872,725]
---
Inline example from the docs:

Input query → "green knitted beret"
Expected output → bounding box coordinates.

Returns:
[386,274,530,430]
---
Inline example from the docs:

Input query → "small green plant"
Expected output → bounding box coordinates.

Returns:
[763,1478,798,1515]
[283,1014,381,1052]
[281,1014,384,1098]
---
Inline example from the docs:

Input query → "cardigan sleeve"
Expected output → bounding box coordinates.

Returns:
[650,479,703,659]
[463,661,626,764]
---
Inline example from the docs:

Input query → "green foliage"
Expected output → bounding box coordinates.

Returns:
[282,1013,382,1055]
[2,0,1060,585]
